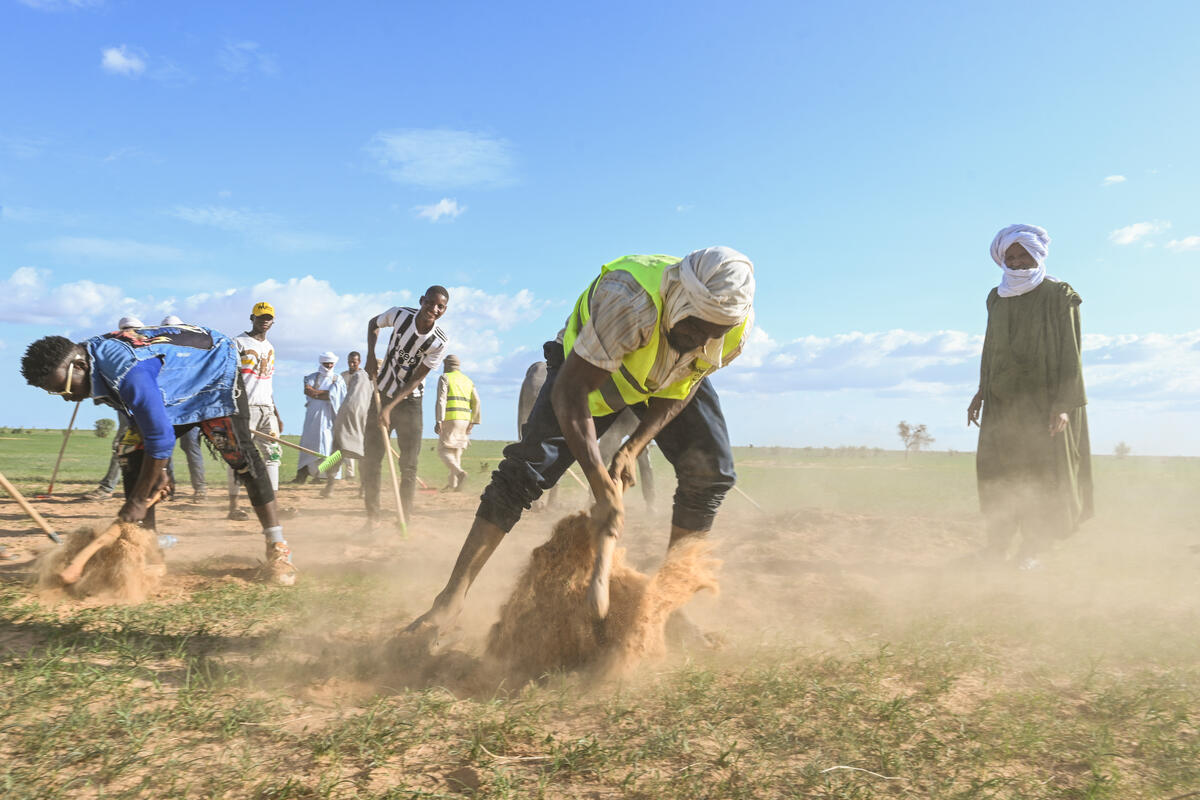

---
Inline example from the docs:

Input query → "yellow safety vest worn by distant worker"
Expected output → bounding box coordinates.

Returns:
[443,371,476,422]
[562,254,749,417]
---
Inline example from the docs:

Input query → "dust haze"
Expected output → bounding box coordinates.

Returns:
[9,452,1199,700]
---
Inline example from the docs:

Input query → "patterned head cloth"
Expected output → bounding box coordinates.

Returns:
[662,246,756,328]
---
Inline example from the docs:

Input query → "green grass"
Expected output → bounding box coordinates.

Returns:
[3,438,1200,798]
[3,573,1198,798]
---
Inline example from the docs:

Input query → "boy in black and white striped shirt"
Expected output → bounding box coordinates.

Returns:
[363,286,449,524]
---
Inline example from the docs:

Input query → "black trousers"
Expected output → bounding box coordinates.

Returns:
[478,342,736,533]
[362,394,423,519]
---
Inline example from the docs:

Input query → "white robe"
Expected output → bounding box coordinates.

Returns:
[298,370,346,475]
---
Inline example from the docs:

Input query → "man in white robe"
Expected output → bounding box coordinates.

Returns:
[294,353,346,483]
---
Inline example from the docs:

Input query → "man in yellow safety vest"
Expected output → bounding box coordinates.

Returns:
[409,247,755,633]
[434,355,480,491]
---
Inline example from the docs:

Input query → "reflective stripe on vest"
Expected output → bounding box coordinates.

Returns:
[562,254,749,417]
[444,371,475,421]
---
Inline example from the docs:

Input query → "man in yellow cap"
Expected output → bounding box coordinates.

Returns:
[227,301,286,520]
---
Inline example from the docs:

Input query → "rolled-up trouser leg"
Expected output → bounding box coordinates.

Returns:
[198,413,275,509]
[646,378,736,532]
[477,353,618,532]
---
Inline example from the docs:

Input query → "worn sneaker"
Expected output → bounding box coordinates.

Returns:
[265,542,297,586]
[192,489,208,502]
[226,508,250,521]
[81,488,114,501]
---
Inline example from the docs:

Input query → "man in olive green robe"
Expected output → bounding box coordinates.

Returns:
[968,224,1093,567]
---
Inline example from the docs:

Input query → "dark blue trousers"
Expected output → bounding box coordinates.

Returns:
[478,344,736,533]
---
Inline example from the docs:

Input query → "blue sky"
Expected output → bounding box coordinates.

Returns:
[2,0,1199,455]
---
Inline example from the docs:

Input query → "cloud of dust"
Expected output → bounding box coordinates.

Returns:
[34,522,162,602]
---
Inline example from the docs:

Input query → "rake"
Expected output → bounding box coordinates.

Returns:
[251,430,343,474]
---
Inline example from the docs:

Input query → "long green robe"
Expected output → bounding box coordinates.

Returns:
[976,280,1094,537]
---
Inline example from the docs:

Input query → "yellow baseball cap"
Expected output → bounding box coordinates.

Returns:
[251,301,275,318]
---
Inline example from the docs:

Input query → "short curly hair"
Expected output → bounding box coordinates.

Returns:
[21,336,79,387]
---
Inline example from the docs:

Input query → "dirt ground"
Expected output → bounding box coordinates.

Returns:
[0,476,988,644]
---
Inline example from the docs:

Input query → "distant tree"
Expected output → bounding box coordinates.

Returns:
[897,421,935,460]
[94,418,116,438]
[1114,441,1132,459]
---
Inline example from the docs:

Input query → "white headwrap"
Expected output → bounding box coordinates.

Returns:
[990,224,1054,297]
[318,352,337,370]
[160,314,183,326]
[661,246,755,328]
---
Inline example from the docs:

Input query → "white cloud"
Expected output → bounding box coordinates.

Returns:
[416,198,466,222]
[0,267,128,325]
[37,236,185,262]
[367,129,515,188]
[1166,236,1200,253]
[168,205,350,252]
[1108,220,1170,245]
[218,41,278,75]
[101,45,146,77]
[1101,175,1126,186]
[723,328,983,395]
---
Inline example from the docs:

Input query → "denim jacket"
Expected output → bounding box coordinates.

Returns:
[86,324,239,425]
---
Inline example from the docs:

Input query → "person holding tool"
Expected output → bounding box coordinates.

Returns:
[19,322,298,585]
[360,287,450,528]
[408,248,755,633]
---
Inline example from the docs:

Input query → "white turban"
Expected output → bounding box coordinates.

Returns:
[661,246,756,328]
[318,352,337,369]
[990,224,1053,298]
[160,314,183,326]
[118,315,144,330]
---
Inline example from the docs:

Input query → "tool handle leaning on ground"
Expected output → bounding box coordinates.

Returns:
[0,471,63,544]
[250,430,342,473]
[732,484,766,514]
[373,386,407,532]
[58,491,165,585]
[47,400,82,495]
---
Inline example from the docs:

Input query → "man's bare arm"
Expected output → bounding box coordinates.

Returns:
[550,352,617,500]
[365,317,381,379]
[381,362,432,416]
[608,382,702,490]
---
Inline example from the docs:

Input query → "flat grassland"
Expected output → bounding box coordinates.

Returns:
[1,430,1199,799]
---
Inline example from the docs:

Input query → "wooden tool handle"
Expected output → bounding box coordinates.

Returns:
[58,492,163,585]
[375,387,407,530]
[47,401,82,495]
[0,471,62,544]
[251,429,322,457]
[58,521,124,585]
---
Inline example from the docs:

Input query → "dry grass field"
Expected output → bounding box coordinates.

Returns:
[2,432,1199,798]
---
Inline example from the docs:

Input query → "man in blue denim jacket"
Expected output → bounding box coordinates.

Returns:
[20,323,297,585]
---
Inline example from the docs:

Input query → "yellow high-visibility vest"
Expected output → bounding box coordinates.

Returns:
[562,254,749,417]
[444,371,475,421]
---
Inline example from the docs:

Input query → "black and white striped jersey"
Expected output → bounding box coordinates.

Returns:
[374,306,448,399]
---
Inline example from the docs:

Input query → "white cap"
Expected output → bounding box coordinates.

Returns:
[118,316,144,330]
[160,314,183,325]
